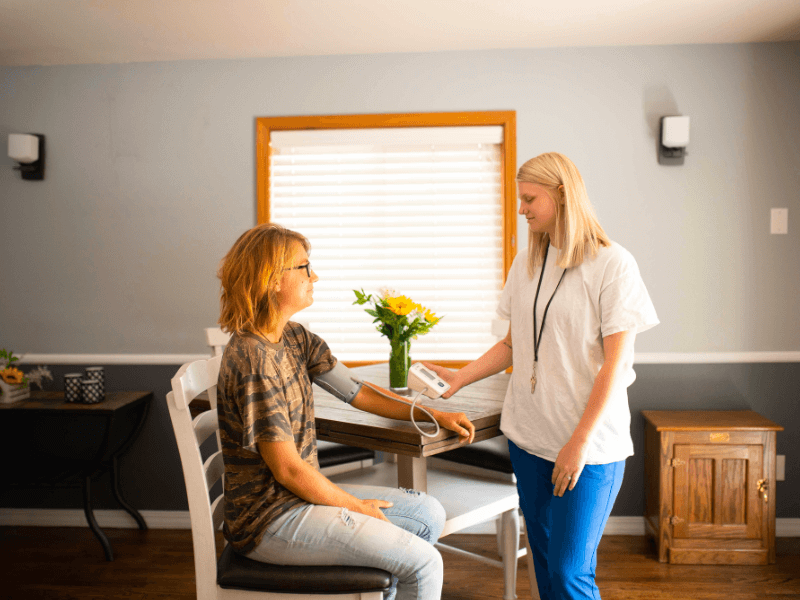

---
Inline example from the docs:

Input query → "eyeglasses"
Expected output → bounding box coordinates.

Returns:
[285,262,311,278]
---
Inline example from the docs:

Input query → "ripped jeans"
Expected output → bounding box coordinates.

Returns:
[246,484,446,600]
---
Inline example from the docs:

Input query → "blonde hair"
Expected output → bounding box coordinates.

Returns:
[217,223,309,335]
[517,152,609,276]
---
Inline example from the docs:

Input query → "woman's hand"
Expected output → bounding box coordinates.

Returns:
[420,362,462,398]
[352,498,393,522]
[552,437,590,497]
[433,410,475,444]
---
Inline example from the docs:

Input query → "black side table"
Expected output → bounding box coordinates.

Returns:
[0,390,153,560]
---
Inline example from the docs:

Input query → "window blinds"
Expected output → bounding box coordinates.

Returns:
[270,126,505,361]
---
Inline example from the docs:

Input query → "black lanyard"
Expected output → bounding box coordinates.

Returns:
[531,245,567,392]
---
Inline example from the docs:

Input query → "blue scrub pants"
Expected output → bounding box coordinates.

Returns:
[508,440,625,600]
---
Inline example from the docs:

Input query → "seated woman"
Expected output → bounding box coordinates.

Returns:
[215,223,475,600]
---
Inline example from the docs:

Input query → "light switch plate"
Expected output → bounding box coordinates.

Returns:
[771,208,788,234]
[776,455,785,481]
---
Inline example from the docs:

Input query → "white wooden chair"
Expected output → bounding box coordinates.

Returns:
[205,327,232,357]
[430,439,540,599]
[204,327,375,476]
[166,355,391,600]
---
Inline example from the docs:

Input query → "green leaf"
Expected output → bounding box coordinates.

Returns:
[352,288,373,305]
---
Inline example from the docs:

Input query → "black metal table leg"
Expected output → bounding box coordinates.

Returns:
[4,391,153,562]
[83,475,114,561]
[111,455,147,530]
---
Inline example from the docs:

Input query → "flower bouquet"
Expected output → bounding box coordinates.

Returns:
[0,349,52,404]
[353,288,442,390]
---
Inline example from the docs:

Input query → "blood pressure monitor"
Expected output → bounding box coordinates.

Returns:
[407,363,451,398]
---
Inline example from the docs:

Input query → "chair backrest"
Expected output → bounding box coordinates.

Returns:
[205,323,311,357]
[167,355,224,600]
[205,327,232,357]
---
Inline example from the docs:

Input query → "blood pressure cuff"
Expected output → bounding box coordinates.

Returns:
[313,360,363,404]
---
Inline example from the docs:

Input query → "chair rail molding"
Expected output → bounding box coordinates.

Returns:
[16,352,800,366]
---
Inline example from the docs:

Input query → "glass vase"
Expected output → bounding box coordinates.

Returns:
[388,339,411,393]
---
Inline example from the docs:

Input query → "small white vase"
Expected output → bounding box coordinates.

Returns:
[0,379,30,404]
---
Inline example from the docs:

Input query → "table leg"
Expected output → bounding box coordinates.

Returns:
[111,455,147,530]
[396,455,427,493]
[501,509,520,600]
[83,475,114,561]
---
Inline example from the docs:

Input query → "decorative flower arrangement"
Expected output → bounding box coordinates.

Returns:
[353,288,442,389]
[0,349,52,404]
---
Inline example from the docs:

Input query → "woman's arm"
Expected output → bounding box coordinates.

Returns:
[258,440,392,521]
[350,384,475,443]
[551,329,636,497]
[421,327,513,398]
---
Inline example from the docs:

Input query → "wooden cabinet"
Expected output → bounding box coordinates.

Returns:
[642,410,782,565]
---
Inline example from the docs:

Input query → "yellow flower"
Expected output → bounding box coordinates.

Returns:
[387,295,415,316]
[0,367,25,385]
[423,308,437,322]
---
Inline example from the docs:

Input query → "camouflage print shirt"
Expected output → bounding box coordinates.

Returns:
[217,322,338,553]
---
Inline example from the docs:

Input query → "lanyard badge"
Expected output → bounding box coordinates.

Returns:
[531,246,567,393]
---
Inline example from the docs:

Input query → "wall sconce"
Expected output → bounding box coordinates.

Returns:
[8,133,45,180]
[658,116,689,166]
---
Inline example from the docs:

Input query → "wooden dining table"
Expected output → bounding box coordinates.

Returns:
[314,362,510,492]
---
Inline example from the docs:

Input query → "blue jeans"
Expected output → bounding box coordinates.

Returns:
[508,440,625,600]
[245,484,446,600]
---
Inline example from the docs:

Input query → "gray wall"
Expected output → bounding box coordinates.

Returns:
[1,43,798,517]
[1,43,799,354]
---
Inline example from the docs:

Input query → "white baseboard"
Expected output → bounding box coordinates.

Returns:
[459,516,800,536]
[776,518,800,536]
[2,509,798,537]
[458,515,645,535]
[0,508,191,529]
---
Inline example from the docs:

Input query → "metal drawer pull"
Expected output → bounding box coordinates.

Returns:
[757,479,769,503]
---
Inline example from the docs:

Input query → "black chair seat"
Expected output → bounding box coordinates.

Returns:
[218,545,393,594]
[435,435,514,474]
[318,440,375,468]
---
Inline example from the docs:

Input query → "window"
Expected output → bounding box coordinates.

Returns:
[256,112,516,365]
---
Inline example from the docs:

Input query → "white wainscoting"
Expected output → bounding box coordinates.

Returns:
[10,352,796,538]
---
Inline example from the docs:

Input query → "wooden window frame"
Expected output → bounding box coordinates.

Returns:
[255,111,517,367]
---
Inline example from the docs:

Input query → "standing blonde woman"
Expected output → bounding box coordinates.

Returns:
[215,223,475,600]
[424,153,658,600]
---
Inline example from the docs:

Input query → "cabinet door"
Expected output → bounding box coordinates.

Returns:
[672,444,763,540]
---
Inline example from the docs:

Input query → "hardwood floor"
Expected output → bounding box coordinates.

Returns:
[1,527,798,600]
